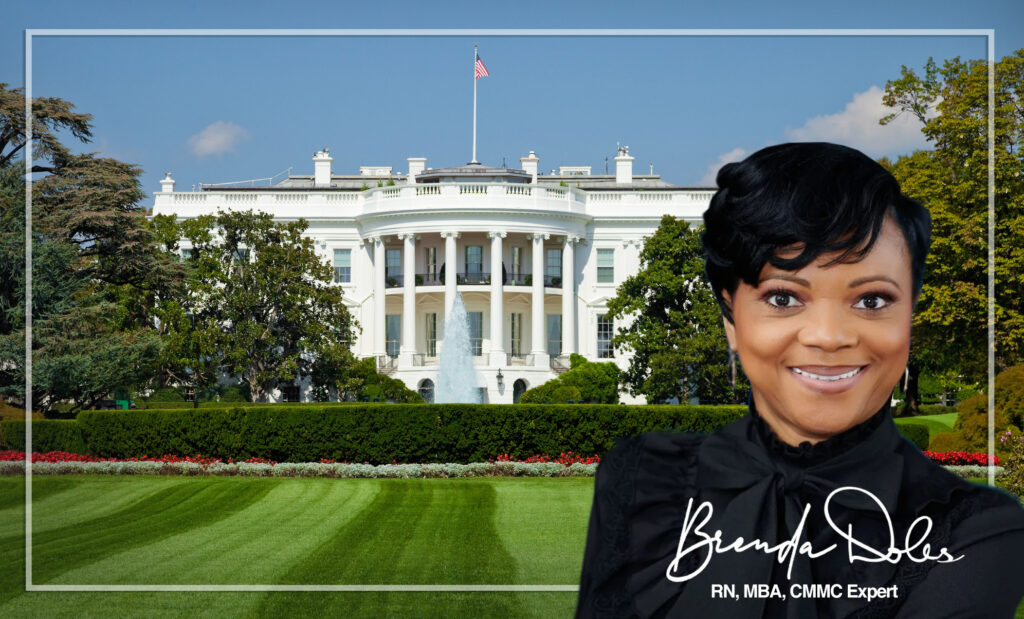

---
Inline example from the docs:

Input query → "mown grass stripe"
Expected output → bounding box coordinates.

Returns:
[255,479,520,618]
[28,478,278,585]
[47,479,381,586]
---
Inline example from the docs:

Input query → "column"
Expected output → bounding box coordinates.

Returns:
[489,231,506,366]
[530,233,548,367]
[372,236,386,359]
[399,233,417,364]
[443,232,459,321]
[561,235,577,356]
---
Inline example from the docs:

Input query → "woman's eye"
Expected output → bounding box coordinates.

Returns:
[854,294,892,311]
[764,290,801,309]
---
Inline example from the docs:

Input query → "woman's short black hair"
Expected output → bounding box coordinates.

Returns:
[701,142,932,325]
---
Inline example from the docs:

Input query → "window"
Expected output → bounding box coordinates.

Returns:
[426,312,437,357]
[333,249,351,283]
[466,246,482,273]
[510,312,523,356]
[468,311,483,356]
[423,247,437,283]
[511,247,522,281]
[181,248,193,261]
[547,314,562,356]
[545,247,562,286]
[597,248,614,284]
[386,314,400,358]
[597,314,614,358]
[231,248,250,276]
[418,379,435,404]
[386,248,402,285]
[281,384,300,403]
[465,245,483,283]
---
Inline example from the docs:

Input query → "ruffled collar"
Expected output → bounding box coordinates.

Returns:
[749,395,893,466]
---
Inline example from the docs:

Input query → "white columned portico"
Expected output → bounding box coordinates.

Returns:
[399,233,417,364]
[530,233,548,367]
[443,231,459,321]
[561,235,577,356]
[372,236,386,359]
[489,231,506,366]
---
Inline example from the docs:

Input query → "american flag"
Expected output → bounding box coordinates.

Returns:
[474,53,489,79]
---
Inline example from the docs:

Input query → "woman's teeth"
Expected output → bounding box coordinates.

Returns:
[790,367,863,381]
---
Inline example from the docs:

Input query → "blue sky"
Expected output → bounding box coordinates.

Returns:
[4,0,1023,199]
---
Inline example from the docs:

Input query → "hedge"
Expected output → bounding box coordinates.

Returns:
[1,404,745,464]
[0,404,936,465]
[895,422,930,451]
[0,420,86,454]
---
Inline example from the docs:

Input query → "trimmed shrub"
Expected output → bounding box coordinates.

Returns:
[0,420,86,453]
[11,403,746,464]
[929,431,969,452]
[896,423,930,451]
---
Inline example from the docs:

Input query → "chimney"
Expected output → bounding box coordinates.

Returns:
[407,157,426,184]
[614,145,634,186]
[160,172,176,193]
[520,150,539,183]
[313,148,332,187]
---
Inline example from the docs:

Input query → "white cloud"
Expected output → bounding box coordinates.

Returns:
[699,147,747,187]
[784,86,933,158]
[187,121,249,158]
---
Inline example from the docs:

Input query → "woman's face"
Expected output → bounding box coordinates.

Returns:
[721,216,913,446]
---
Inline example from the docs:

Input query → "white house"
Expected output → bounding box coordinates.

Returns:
[152,146,713,404]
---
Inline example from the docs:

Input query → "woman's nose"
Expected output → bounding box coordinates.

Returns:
[796,302,857,350]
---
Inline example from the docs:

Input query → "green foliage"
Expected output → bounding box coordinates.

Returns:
[929,364,1024,456]
[0,84,184,415]
[519,355,620,404]
[606,215,749,404]
[881,50,1024,413]
[145,387,185,403]
[0,419,85,453]
[156,210,358,403]
[896,423,931,451]
[2,403,747,463]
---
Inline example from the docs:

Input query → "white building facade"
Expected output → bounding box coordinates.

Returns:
[152,147,713,404]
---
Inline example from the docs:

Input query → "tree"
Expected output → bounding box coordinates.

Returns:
[605,215,749,404]
[519,353,620,404]
[0,84,182,414]
[159,209,358,403]
[880,50,1024,413]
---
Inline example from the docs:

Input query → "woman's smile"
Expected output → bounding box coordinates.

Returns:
[789,364,869,394]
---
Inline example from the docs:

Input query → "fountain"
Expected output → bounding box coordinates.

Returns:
[434,292,482,403]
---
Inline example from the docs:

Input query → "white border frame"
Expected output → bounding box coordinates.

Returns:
[22,28,997,593]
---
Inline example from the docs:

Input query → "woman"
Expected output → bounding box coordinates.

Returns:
[575,142,1024,618]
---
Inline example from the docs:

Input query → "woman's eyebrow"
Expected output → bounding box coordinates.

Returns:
[759,274,902,290]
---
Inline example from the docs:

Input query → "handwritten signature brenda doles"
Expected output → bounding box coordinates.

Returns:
[666,486,963,583]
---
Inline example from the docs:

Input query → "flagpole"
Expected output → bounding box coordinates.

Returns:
[472,42,478,164]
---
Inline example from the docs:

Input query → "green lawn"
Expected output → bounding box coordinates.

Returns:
[0,476,590,618]
[1,475,1021,618]
[894,411,958,439]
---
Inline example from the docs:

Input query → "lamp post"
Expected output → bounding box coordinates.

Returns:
[496,369,504,390]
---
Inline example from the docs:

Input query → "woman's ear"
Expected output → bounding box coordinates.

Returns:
[721,290,737,351]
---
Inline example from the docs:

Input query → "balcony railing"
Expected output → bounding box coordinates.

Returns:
[507,353,534,366]
[543,274,563,288]
[411,354,439,366]
[458,271,491,285]
[415,273,443,286]
[506,273,529,286]
[385,274,403,288]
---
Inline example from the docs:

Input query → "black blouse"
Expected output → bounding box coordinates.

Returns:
[575,399,1024,618]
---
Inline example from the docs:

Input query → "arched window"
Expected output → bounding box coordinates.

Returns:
[513,379,528,404]
[418,379,435,404]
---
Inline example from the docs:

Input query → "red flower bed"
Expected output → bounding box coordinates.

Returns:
[0,451,278,466]
[489,451,601,466]
[923,450,1000,466]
